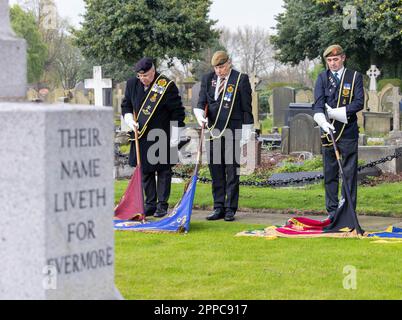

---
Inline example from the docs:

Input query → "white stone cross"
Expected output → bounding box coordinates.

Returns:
[85,66,112,106]
[366,65,381,91]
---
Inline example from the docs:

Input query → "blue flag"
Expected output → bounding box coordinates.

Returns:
[114,175,198,233]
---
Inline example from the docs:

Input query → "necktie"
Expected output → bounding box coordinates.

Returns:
[218,77,226,96]
[334,72,340,84]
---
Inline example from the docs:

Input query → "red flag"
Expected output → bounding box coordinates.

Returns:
[114,166,145,221]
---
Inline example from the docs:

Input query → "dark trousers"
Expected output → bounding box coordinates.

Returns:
[206,135,241,214]
[142,168,172,215]
[323,138,358,218]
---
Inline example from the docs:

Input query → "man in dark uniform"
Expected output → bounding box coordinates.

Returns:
[122,57,185,218]
[194,51,254,222]
[313,44,364,220]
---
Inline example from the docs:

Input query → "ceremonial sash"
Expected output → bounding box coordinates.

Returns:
[134,74,173,140]
[206,70,242,141]
[321,69,357,147]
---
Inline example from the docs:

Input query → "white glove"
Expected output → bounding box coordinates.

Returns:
[326,103,348,124]
[124,113,139,132]
[170,126,183,148]
[193,108,208,127]
[240,124,254,146]
[313,113,335,134]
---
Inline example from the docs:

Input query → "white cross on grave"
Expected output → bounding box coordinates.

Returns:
[366,65,381,92]
[85,66,112,106]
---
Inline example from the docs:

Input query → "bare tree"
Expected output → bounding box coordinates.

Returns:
[220,26,276,77]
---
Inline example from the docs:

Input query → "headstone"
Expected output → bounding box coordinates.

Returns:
[385,87,402,145]
[272,87,295,127]
[190,82,201,110]
[367,91,380,112]
[284,102,314,126]
[115,87,129,132]
[282,113,321,155]
[366,65,381,92]
[241,133,262,174]
[295,89,313,103]
[363,111,392,135]
[0,103,121,299]
[85,66,112,107]
[0,0,27,100]
[250,73,261,131]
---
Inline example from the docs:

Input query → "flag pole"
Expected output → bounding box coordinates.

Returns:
[133,112,146,222]
[194,105,208,175]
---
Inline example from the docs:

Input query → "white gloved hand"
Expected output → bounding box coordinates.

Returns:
[193,108,208,127]
[240,124,254,146]
[313,113,335,134]
[326,103,348,124]
[170,126,183,148]
[124,113,139,132]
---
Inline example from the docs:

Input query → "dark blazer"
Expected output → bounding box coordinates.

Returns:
[121,73,185,173]
[195,70,253,134]
[313,68,364,140]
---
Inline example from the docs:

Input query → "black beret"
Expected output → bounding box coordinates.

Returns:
[135,57,154,73]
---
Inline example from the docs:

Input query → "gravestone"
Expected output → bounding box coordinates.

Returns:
[385,87,402,145]
[284,102,314,126]
[250,73,261,131]
[366,65,381,92]
[295,89,313,103]
[85,66,112,107]
[190,82,201,110]
[272,87,295,127]
[366,65,381,112]
[363,111,392,135]
[281,113,321,155]
[0,104,121,299]
[0,6,121,298]
[0,0,27,100]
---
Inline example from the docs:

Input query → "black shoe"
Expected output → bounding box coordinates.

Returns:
[224,212,235,222]
[154,210,167,218]
[206,210,225,221]
[145,210,156,217]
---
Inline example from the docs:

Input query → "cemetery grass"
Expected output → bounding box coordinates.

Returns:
[115,180,402,217]
[114,220,402,300]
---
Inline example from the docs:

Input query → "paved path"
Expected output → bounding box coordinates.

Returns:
[190,210,402,231]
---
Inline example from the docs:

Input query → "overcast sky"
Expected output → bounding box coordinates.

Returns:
[9,0,285,31]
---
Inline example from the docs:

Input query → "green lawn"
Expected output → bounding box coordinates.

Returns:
[115,221,402,300]
[115,180,402,217]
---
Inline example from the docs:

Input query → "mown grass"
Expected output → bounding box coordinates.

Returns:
[115,220,402,300]
[115,180,402,217]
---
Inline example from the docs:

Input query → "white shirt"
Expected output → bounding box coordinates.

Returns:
[214,69,232,100]
[332,67,345,82]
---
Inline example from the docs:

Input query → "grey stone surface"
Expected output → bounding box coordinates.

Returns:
[190,82,201,110]
[358,145,402,174]
[285,102,315,126]
[272,87,295,127]
[0,103,121,299]
[287,113,321,155]
[363,111,392,135]
[0,0,27,100]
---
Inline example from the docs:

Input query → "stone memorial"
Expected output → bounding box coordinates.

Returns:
[0,2,121,299]
[284,102,314,126]
[0,0,27,100]
[281,113,321,155]
[0,104,121,299]
[363,111,392,135]
[85,66,112,107]
[272,87,295,127]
